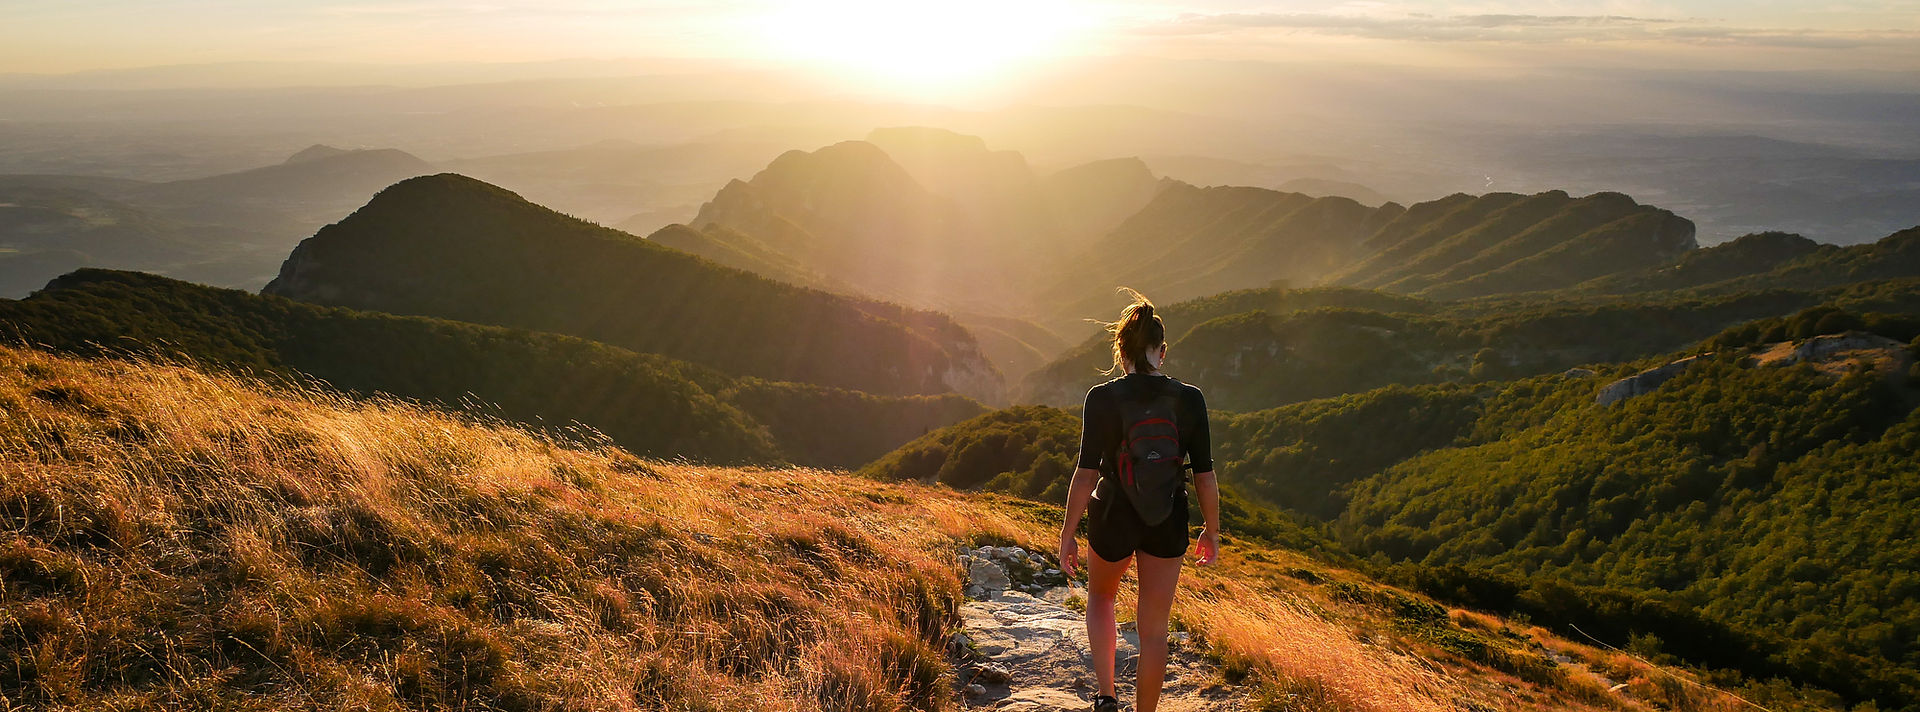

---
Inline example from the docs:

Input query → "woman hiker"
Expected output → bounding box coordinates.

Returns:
[1058,289,1222,712]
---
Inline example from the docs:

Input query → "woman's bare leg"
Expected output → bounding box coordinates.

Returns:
[1133,552,1184,712]
[1086,550,1132,698]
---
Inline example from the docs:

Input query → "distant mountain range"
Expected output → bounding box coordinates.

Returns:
[1039,184,1392,321]
[675,131,1706,346]
[136,146,433,208]
[9,126,1916,396]
[0,145,435,295]
[262,173,1003,401]
[439,139,784,227]
[687,128,1163,315]
[0,139,771,298]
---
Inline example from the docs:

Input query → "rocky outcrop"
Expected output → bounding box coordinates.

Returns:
[1596,354,1710,405]
[958,545,1067,600]
[1597,332,1912,406]
[1785,331,1906,365]
[1749,331,1913,378]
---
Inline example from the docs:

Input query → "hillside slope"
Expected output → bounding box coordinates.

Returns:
[1336,347,1920,708]
[1699,225,1920,293]
[0,344,1777,712]
[688,132,1162,315]
[1574,231,1826,294]
[1342,191,1696,298]
[263,173,1001,401]
[0,345,960,711]
[1042,183,1395,321]
[2,269,982,467]
[872,325,1920,710]
[1042,188,1695,330]
[1021,280,1920,411]
[690,140,1004,309]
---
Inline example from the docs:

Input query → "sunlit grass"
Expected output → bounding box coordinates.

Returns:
[0,346,1772,710]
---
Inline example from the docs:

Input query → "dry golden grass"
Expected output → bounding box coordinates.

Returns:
[1176,577,1463,712]
[0,347,962,711]
[0,346,1782,711]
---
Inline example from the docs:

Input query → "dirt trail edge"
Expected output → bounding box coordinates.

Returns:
[948,545,1249,711]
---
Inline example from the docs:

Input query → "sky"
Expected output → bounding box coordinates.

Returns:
[4,1,1917,91]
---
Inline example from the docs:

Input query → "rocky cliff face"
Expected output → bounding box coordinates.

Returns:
[1596,354,1710,405]
[1749,331,1914,380]
[1599,331,1915,406]
[261,239,343,302]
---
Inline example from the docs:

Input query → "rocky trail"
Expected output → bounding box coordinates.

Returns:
[949,546,1249,711]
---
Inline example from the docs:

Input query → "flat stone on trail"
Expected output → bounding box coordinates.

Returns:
[953,565,1247,710]
[960,591,1094,663]
[996,688,1093,710]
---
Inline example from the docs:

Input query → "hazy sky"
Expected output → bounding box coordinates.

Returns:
[5,1,1917,84]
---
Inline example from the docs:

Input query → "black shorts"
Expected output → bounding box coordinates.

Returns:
[1088,477,1190,562]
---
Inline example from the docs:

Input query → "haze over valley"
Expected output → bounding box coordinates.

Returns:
[5,3,1920,711]
[3,57,1917,300]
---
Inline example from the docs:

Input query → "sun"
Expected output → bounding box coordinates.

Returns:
[753,0,1090,96]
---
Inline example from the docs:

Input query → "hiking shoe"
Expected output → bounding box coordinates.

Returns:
[1091,694,1120,712]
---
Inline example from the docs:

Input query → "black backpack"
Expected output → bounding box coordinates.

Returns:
[1113,377,1187,525]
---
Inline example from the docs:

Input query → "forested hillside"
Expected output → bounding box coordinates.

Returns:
[1035,188,1694,329]
[857,406,1350,561]
[1574,231,1826,294]
[1694,225,1920,293]
[1023,279,1920,410]
[262,173,1002,401]
[863,308,1920,710]
[1572,226,1920,296]
[1,269,983,467]
[1337,345,1920,707]
[1020,286,1435,406]
[1329,190,1695,298]
[1040,183,1392,321]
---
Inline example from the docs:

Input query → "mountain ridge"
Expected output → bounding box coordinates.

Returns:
[264,173,1003,401]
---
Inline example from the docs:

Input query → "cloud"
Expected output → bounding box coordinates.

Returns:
[1132,11,1920,49]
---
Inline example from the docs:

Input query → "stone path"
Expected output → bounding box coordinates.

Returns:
[950,546,1248,711]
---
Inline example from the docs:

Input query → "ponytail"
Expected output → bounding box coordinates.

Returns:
[1102,287,1166,375]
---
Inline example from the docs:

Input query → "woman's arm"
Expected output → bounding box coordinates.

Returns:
[1187,387,1220,565]
[1058,466,1100,576]
[1063,386,1112,577]
[1191,470,1221,565]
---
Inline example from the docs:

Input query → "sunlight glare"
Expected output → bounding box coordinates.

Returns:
[754,0,1090,96]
